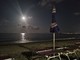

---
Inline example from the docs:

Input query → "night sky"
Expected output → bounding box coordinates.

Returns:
[56,0,80,33]
[0,0,80,33]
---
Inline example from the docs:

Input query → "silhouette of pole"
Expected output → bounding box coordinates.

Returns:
[51,0,56,56]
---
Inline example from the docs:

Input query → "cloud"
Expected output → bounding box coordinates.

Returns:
[39,0,49,6]
[38,0,64,7]
[38,0,50,7]
[74,12,80,15]
[56,0,64,3]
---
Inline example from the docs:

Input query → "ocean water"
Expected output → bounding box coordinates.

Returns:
[0,33,52,44]
[0,33,80,44]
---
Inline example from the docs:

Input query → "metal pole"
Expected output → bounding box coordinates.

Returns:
[53,33,55,56]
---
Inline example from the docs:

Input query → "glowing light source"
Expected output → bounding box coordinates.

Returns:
[22,16,26,20]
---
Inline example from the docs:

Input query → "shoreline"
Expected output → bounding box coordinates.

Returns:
[0,39,80,50]
[0,39,80,56]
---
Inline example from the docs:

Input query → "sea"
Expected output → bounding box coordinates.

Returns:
[0,33,80,44]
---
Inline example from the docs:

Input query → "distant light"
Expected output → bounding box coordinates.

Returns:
[22,16,26,20]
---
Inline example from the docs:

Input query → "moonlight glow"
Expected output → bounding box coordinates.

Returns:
[22,16,26,20]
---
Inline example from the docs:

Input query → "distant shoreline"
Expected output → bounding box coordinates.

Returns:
[0,39,80,46]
